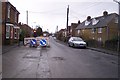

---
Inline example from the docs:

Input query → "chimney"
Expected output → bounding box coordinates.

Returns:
[87,16,91,21]
[19,22,21,26]
[78,20,80,24]
[103,11,108,16]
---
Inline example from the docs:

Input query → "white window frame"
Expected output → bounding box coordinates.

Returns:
[98,37,102,42]
[82,29,85,33]
[62,32,65,36]
[85,20,90,26]
[92,18,99,25]
[7,5,10,19]
[91,28,96,33]
[65,31,67,37]
[115,17,118,23]
[6,25,10,39]
[77,30,80,34]
[98,28,102,33]
[10,27,13,39]
[14,29,17,39]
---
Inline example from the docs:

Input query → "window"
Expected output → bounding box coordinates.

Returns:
[82,29,85,34]
[10,27,13,39]
[70,29,72,33]
[91,28,96,33]
[6,25,10,39]
[62,32,65,36]
[98,37,102,42]
[15,12,17,22]
[7,5,10,19]
[98,28,102,33]
[64,31,67,37]
[77,30,80,34]
[82,29,85,32]
[85,20,90,26]
[115,17,118,23]
[14,29,17,39]
[92,18,99,25]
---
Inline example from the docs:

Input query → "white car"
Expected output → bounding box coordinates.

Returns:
[68,37,87,48]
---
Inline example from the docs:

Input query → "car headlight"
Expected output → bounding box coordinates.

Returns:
[74,43,79,45]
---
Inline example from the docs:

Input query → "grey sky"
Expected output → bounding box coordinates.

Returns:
[8,0,119,33]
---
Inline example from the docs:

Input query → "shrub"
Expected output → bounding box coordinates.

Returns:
[105,38,119,51]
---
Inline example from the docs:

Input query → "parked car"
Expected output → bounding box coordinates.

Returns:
[68,37,87,48]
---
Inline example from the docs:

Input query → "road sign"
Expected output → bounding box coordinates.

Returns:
[30,39,37,47]
[31,39,37,45]
[40,39,47,46]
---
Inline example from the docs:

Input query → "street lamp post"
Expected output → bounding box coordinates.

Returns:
[113,0,120,53]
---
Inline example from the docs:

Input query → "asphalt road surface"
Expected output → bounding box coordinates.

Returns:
[3,37,118,78]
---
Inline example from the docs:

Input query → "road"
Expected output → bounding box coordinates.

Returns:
[3,37,118,78]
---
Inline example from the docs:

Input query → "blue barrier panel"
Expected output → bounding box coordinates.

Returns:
[40,39,47,46]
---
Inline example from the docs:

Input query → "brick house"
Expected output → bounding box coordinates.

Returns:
[2,2,20,45]
[76,11,118,48]
[69,21,80,37]
[57,29,67,42]
[19,23,33,38]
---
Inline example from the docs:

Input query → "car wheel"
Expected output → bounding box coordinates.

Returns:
[84,46,87,49]
[72,43,74,47]
[68,43,71,47]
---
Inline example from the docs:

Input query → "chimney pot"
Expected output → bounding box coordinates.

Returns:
[103,11,108,16]
[87,16,91,21]
[78,20,80,24]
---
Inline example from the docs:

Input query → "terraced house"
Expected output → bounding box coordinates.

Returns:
[2,1,20,45]
[76,11,118,50]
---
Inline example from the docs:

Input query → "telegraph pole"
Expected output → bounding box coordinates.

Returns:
[26,10,28,25]
[56,26,58,33]
[66,5,69,40]
[113,0,120,53]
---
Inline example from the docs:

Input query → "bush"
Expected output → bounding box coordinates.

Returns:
[86,40,103,47]
[105,38,119,51]
[86,37,119,51]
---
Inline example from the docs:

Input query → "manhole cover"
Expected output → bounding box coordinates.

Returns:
[111,61,118,65]
[52,57,65,61]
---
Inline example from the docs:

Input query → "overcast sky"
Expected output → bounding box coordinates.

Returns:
[8,0,119,33]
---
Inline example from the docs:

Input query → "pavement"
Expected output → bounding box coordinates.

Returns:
[1,42,23,79]
[2,41,23,54]
[87,47,119,56]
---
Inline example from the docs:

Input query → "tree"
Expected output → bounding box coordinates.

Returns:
[36,27,43,36]
[20,29,26,41]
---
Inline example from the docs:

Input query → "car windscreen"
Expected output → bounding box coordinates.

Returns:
[73,38,83,41]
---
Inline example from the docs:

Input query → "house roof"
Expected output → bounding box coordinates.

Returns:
[6,2,20,14]
[76,13,118,29]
